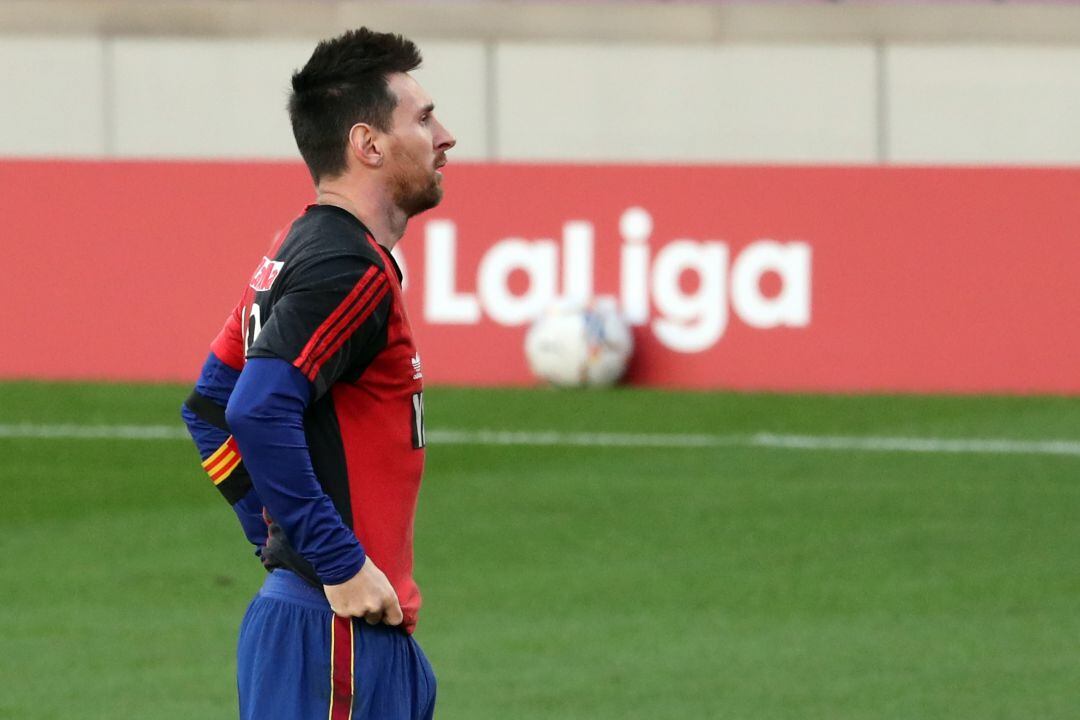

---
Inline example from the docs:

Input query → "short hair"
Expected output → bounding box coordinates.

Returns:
[289,28,422,183]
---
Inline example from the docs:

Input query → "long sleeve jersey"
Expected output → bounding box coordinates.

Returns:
[181,204,427,633]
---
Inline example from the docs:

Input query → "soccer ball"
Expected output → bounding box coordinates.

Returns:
[524,300,634,387]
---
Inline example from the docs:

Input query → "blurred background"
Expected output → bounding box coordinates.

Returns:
[7,0,1080,164]
[3,2,1080,719]
[5,0,1080,391]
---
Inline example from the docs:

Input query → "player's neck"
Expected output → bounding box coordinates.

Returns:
[315,185,407,251]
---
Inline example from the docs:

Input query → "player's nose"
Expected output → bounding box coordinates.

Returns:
[434,119,456,152]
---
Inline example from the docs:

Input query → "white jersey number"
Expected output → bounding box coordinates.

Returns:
[244,302,263,353]
[411,392,425,449]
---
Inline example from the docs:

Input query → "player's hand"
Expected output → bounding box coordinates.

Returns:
[323,558,403,626]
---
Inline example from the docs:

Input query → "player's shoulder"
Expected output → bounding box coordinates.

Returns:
[280,204,387,273]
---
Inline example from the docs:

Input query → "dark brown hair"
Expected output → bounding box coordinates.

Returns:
[289,28,422,182]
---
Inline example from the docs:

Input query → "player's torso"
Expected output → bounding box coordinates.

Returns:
[329,263,427,627]
[241,205,427,629]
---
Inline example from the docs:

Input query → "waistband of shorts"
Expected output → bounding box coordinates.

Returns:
[258,569,330,612]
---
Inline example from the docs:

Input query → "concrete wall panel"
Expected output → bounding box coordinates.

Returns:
[7,34,1080,167]
[110,37,314,158]
[888,45,1080,164]
[0,36,105,156]
[494,43,878,163]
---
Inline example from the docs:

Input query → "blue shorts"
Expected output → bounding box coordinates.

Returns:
[237,569,436,720]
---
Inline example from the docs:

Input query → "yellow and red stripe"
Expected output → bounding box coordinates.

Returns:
[328,615,355,720]
[201,436,242,485]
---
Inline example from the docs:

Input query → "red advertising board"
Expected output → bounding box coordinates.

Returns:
[2,159,1078,393]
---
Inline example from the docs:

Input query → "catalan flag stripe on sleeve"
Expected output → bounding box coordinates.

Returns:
[202,436,242,485]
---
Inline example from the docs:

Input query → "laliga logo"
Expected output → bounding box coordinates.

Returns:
[419,207,811,353]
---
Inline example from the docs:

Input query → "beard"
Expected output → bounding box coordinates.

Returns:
[389,147,444,218]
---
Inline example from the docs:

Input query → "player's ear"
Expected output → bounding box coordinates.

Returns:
[348,123,384,169]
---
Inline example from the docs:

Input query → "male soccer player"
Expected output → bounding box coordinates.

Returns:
[180,28,455,720]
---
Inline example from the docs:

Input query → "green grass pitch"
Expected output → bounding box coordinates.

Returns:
[2,381,1079,719]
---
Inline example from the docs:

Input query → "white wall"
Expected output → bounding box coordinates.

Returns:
[110,38,312,159]
[887,44,1080,164]
[0,36,106,156]
[495,43,876,162]
[2,34,1080,165]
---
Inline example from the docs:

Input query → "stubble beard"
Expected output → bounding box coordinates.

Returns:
[390,150,444,218]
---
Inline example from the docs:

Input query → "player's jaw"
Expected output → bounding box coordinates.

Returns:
[389,144,445,218]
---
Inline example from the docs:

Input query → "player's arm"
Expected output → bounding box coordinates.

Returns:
[226,252,401,624]
[180,304,268,551]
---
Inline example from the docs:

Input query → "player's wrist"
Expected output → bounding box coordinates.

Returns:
[316,546,366,586]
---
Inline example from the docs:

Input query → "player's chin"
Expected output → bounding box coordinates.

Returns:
[403,185,444,218]
[422,189,444,213]
[425,178,444,204]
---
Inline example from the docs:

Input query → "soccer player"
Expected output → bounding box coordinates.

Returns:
[180,28,454,720]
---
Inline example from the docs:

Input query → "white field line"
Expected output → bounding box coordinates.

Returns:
[0,423,190,439]
[1,423,1080,457]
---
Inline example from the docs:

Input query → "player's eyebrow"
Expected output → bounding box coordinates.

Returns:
[419,103,434,117]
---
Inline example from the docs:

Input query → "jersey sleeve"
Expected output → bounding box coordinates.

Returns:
[226,357,366,585]
[209,298,247,371]
[247,254,392,400]
[180,351,268,551]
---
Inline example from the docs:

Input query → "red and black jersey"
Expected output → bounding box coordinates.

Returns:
[211,204,427,631]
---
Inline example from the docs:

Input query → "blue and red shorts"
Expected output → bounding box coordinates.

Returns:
[237,569,436,720]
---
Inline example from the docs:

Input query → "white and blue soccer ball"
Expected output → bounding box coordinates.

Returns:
[524,299,634,388]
